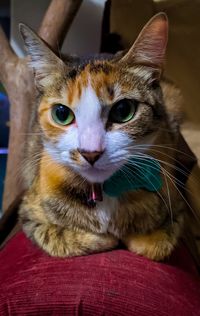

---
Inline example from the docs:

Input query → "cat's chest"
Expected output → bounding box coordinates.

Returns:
[94,194,119,234]
[93,190,165,237]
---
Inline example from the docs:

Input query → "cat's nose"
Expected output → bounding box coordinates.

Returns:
[78,149,104,166]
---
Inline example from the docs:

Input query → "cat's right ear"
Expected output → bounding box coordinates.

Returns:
[19,23,67,90]
[118,13,168,78]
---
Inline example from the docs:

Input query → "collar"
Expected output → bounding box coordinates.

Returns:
[103,156,162,197]
[85,156,162,206]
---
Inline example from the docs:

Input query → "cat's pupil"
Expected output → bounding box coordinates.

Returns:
[109,99,137,123]
[56,105,69,122]
[116,102,131,119]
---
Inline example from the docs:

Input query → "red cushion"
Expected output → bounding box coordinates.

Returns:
[0,232,200,315]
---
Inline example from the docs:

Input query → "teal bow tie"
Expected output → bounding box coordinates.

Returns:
[103,157,162,197]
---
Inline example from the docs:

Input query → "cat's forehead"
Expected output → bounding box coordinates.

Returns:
[44,59,152,110]
[65,61,120,108]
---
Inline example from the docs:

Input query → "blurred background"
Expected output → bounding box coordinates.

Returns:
[0,0,10,215]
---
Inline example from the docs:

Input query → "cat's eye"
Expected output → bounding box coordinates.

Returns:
[51,104,75,126]
[108,99,137,123]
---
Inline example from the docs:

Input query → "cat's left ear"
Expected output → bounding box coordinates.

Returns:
[120,13,168,77]
[19,23,67,90]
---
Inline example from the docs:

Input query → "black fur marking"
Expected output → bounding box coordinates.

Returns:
[89,62,111,75]
[66,68,78,80]
[107,85,114,98]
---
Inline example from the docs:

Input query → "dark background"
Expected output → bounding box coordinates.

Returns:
[0,0,10,214]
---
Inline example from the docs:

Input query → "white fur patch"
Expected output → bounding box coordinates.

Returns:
[75,84,105,152]
[44,126,79,166]
[95,193,118,233]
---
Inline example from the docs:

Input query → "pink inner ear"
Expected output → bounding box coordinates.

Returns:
[122,13,168,68]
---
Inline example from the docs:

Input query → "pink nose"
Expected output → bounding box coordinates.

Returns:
[78,150,104,165]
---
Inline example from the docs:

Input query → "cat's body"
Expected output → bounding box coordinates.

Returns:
[19,14,189,260]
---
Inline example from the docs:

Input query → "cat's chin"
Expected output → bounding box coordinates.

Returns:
[79,167,115,183]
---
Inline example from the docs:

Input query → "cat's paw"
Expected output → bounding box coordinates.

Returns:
[33,223,118,257]
[123,230,177,261]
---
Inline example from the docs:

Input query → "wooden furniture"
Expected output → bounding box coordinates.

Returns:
[0,0,83,213]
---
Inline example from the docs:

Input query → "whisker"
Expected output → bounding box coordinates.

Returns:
[122,161,170,213]
[126,151,195,186]
[160,165,199,220]
[131,153,197,220]
[125,152,198,197]
[129,143,196,159]
[161,167,173,224]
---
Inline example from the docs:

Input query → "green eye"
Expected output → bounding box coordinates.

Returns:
[51,104,75,126]
[109,99,138,123]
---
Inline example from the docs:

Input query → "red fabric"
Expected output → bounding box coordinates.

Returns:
[0,232,200,316]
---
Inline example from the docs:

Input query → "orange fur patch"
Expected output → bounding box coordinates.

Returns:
[123,229,176,261]
[39,152,67,196]
[39,152,87,198]
[67,67,89,107]
[66,62,117,107]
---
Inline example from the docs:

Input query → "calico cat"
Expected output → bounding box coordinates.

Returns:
[19,13,188,261]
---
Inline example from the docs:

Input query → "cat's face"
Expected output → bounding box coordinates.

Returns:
[20,13,168,183]
[38,61,164,183]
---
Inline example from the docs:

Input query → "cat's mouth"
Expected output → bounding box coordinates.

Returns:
[76,166,116,206]
[80,165,116,184]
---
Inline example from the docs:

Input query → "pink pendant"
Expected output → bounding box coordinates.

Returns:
[87,183,103,207]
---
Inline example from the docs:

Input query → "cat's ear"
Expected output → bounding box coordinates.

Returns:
[120,13,168,75]
[19,23,67,90]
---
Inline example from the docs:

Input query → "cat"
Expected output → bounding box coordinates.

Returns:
[19,13,190,261]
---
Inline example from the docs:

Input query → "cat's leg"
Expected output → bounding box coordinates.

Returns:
[122,214,184,261]
[22,219,118,257]
[19,190,118,257]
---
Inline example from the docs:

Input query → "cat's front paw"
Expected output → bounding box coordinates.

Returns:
[123,230,177,261]
[32,223,118,257]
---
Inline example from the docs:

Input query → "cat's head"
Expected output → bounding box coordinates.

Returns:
[20,13,169,183]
